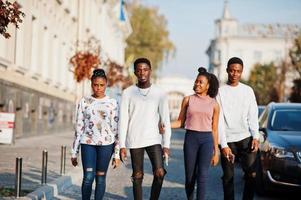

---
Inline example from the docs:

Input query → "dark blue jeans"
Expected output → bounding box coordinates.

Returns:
[81,143,114,200]
[184,130,214,200]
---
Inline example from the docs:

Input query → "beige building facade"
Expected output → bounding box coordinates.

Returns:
[156,76,194,121]
[0,0,131,139]
[207,2,301,83]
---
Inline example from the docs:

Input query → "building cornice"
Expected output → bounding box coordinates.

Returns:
[0,69,75,102]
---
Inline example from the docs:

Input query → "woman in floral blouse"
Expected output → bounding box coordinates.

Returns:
[71,68,120,200]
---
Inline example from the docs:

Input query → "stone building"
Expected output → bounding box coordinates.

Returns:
[207,1,301,83]
[0,0,131,140]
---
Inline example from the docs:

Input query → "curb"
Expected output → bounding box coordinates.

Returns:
[22,176,72,200]
[20,167,82,200]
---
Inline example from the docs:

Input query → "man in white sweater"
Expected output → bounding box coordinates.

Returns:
[217,57,259,200]
[119,57,171,200]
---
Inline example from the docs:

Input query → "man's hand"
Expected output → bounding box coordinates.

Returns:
[120,148,127,164]
[159,122,165,134]
[163,147,170,166]
[71,157,78,167]
[251,138,259,152]
[163,147,170,157]
[112,158,121,169]
[221,147,231,157]
[221,147,235,163]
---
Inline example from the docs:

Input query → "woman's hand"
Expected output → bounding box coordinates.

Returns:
[211,147,219,166]
[120,148,127,164]
[71,157,78,167]
[171,120,181,129]
[112,158,121,169]
[211,153,219,166]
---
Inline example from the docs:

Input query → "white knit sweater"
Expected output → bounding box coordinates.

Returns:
[119,84,171,149]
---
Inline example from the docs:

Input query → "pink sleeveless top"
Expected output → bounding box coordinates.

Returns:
[185,94,216,132]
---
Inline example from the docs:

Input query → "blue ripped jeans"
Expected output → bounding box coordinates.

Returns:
[81,143,114,200]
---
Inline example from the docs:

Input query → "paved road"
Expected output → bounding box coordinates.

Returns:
[57,129,300,200]
[1,129,299,199]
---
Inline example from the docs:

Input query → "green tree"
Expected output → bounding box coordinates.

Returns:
[289,34,301,77]
[125,2,175,75]
[246,63,279,105]
[289,79,301,102]
[289,34,301,102]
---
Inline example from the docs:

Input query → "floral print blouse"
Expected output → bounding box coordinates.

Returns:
[71,96,119,159]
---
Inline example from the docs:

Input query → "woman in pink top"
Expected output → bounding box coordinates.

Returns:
[171,67,220,200]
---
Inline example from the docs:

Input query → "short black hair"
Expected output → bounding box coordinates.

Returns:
[195,67,219,98]
[227,57,243,69]
[91,68,107,81]
[133,57,151,70]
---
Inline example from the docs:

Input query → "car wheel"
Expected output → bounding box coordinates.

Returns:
[255,153,266,196]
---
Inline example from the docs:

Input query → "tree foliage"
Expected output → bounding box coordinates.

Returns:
[289,34,301,77]
[125,2,175,75]
[0,0,25,38]
[289,79,301,102]
[69,37,101,82]
[246,63,279,105]
[106,60,133,89]
[289,34,301,102]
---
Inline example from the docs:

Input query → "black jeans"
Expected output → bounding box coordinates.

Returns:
[220,136,257,200]
[130,144,166,200]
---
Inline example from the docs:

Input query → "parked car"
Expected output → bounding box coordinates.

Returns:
[258,105,266,118]
[256,102,301,194]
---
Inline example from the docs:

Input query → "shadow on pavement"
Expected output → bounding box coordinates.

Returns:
[122,186,185,200]
[57,185,130,200]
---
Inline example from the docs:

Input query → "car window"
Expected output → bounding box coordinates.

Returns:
[258,106,265,117]
[259,107,268,127]
[270,109,301,131]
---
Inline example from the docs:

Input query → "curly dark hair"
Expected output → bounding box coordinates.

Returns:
[91,68,107,81]
[133,57,151,71]
[195,67,219,98]
[227,57,243,69]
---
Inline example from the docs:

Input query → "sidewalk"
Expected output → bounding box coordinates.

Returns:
[0,130,79,199]
[1,129,298,199]
[0,129,189,200]
[45,129,188,200]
